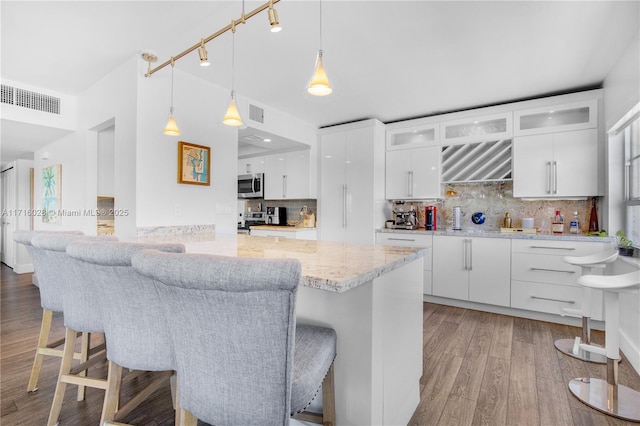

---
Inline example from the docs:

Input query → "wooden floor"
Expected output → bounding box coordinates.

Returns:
[2,264,639,425]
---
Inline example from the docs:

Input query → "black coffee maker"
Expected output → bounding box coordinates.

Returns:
[266,207,287,225]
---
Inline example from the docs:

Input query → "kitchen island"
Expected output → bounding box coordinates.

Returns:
[140,232,427,426]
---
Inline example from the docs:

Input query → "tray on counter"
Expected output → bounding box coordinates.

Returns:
[500,227,538,234]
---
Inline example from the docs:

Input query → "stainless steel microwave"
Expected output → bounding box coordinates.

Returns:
[238,173,264,198]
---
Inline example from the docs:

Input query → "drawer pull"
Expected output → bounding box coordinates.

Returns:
[388,238,416,242]
[529,245,576,251]
[530,267,575,274]
[531,295,576,304]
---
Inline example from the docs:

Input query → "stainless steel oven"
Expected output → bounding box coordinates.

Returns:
[237,173,264,199]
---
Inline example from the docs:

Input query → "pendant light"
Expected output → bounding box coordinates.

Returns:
[307,0,332,96]
[163,57,181,136]
[223,22,243,126]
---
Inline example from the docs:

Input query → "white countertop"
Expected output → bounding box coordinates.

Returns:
[139,233,426,293]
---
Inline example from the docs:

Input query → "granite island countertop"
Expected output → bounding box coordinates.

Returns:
[138,233,426,293]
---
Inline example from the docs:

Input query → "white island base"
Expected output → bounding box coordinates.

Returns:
[296,258,424,426]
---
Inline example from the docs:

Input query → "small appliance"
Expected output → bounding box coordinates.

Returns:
[425,206,437,230]
[237,173,264,199]
[266,206,287,226]
[390,202,418,230]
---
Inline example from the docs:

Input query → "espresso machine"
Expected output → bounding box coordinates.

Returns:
[391,202,418,230]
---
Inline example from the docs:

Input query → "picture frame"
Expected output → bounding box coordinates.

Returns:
[178,141,211,185]
[42,164,62,224]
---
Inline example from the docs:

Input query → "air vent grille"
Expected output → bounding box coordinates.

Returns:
[249,104,264,123]
[1,84,60,114]
[441,139,512,183]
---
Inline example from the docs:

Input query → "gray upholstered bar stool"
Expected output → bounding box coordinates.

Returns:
[65,240,185,425]
[12,230,85,394]
[568,270,640,422]
[555,250,618,363]
[132,250,337,426]
[31,233,117,426]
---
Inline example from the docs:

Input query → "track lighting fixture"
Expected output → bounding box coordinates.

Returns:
[307,0,332,96]
[268,0,281,32]
[198,39,210,67]
[163,58,180,136]
[223,23,243,127]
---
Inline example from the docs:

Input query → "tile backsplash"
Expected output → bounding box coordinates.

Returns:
[389,182,599,234]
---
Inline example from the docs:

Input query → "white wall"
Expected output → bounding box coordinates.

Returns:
[97,126,115,197]
[603,26,640,375]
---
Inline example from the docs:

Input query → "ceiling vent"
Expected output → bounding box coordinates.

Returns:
[249,104,264,123]
[1,84,60,115]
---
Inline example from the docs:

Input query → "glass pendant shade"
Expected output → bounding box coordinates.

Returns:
[163,113,180,136]
[307,50,332,96]
[223,93,243,126]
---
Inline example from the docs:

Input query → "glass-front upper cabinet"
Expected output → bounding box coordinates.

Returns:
[386,123,439,150]
[514,99,597,136]
[440,113,513,145]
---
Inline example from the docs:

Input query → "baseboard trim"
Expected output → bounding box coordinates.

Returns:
[13,263,34,274]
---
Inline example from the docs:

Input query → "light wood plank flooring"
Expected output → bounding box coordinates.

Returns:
[2,264,639,425]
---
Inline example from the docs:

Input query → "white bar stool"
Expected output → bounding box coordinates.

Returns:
[568,269,640,422]
[555,251,618,363]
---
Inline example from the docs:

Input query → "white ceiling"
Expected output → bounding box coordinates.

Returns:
[1,1,639,166]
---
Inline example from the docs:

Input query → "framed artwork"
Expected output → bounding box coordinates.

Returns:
[178,141,211,185]
[42,164,62,224]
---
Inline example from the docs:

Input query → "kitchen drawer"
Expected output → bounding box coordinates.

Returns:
[511,280,603,320]
[511,239,609,256]
[512,253,581,286]
[377,233,432,270]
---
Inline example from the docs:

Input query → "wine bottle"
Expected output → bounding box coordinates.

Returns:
[588,197,599,232]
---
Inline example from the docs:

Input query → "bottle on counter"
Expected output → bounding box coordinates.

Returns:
[503,212,512,228]
[552,209,564,234]
[588,197,599,232]
[570,211,580,234]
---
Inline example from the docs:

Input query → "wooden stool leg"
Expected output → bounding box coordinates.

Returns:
[322,363,336,426]
[76,331,90,401]
[27,308,53,392]
[101,360,123,424]
[47,328,77,426]
[179,408,198,426]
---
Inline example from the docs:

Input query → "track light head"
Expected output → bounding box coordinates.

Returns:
[198,40,210,67]
[268,6,281,32]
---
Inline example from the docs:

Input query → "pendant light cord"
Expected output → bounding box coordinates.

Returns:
[170,57,175,114]
[231,29,236,94]
[319,0,323,51]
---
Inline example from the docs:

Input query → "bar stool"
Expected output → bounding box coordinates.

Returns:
[555,251,618,363]
[12,230,86,393]
[568,269,640,422]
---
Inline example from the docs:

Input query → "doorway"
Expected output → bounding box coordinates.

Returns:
[1,166,16,268]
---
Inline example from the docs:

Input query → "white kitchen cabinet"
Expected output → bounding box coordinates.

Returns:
[318,119,386,245]
[237,156,265,175]
[376,232,433,294]
[440,112,513,145]
[514,99,597,137]
[250,227,317,240]
[264,150,310,200]
[510,239,611,319]
[386,146,441,200]
[513,128,599,197]
[432,236,511,307]
[386,123,439,150]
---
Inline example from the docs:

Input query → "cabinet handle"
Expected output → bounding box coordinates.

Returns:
[530,267,576,274]
[531,295,576,304]
[553,161,558,194]
[546,161,552,194]
[282,175,287,198]
[468,239,473,271]
[463,239,469,270]
[342,184,347,228]
[408,171,414,197]
[388,238,416,242]
[529,246,576,251]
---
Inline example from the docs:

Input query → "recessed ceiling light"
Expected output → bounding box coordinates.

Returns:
[264,138,271,142]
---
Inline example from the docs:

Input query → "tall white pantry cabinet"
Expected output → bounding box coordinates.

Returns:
[318,119,387,244]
